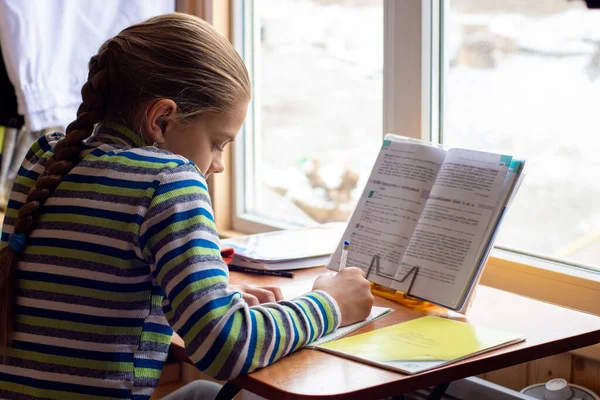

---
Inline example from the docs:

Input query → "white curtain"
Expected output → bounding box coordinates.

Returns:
[0,0,175,131]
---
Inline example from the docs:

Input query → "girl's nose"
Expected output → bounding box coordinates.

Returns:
[209,159,225,175]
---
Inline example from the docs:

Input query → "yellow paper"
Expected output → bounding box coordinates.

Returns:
[318,316,523,374]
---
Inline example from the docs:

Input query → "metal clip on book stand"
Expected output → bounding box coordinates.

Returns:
[366,254,453,318]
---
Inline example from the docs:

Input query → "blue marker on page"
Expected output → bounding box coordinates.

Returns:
[339,240,350,271]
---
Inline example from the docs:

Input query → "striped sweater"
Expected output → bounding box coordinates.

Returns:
[0,121,341,400]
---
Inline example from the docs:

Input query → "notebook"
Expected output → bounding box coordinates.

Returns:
[307,306,393,347]
[315,315,524,374]
[221,223,344,270]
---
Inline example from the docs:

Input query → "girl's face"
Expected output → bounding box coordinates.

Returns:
[161,101,248,179]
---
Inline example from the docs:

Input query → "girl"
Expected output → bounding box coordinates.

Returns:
[0,13,373,400]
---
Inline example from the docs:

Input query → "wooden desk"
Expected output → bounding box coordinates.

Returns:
[171,267,600,400]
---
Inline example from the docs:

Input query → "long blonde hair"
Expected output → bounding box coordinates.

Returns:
[0,13,250,349]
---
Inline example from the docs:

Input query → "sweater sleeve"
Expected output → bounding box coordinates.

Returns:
[139,163,341,380]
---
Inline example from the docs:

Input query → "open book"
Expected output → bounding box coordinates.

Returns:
[327,135,526,312]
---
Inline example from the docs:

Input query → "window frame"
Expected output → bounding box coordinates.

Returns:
[224,0,600,358]
[231,0,291,234]
[176,0,236,233]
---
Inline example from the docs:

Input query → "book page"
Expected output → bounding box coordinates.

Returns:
[327,139,446,288]
[457,160,525,311]
[393,149,511,308]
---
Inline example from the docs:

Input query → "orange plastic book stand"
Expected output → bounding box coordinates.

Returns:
[366,253,469,322]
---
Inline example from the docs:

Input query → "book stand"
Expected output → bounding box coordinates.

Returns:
[366,254,467,321]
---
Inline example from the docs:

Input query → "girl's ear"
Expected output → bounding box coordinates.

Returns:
[142,99,178,145]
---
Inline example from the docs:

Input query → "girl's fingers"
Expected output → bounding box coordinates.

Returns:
[260,285,284,301]
[231,284,284,304]
[246,287,276,303]
[242,292,259,306]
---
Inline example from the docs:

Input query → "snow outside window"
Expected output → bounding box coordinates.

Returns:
[443,0,600,269]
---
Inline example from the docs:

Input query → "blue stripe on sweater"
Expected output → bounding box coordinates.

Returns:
[16,305,143,328]
[16,270,150,293]
[133,358,164,370]
[307,294,329,334]
[88,147,186,166]
[140,208,215,250]
[290,310,300,351]
[63,173,155,190]
[143,322,172,336]
[16,167,40,181]
[196,311,235,372]
[268,311,281,365]
[168,269,227,303]
[37,135,50,152]
[27,237,143,262]
[240,311,258,375]
[154,179,208,197]
[40,205,144,225]
[153,238,220,281]
[177,294,236,339]
[11,340,133,362]
[6,199,24,211]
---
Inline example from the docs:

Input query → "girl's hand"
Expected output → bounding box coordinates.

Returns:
[231,284,284,306]
[312,267,374,327]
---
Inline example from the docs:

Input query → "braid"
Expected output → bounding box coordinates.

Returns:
[0,51,111,351]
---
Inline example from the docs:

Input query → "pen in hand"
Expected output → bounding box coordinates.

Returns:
[339,240,350,271]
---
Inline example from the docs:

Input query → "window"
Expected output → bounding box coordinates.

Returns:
[233,0,600,273]
[442,1,600,269]
[233,0,383,232]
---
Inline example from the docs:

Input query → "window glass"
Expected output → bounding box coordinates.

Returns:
[444,0,600,267]
[248,0,383,226]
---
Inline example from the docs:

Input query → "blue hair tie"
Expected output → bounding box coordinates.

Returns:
[8,233,27,254]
